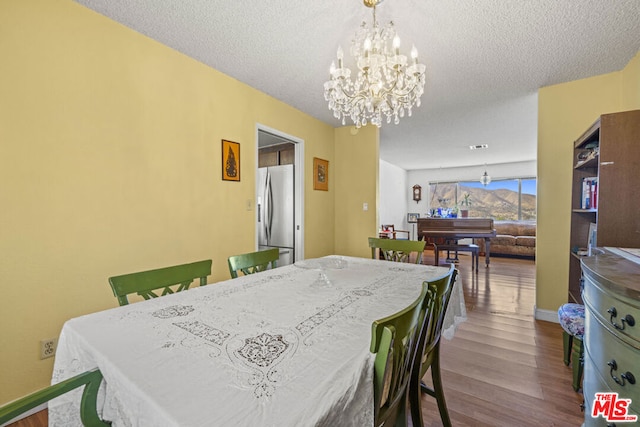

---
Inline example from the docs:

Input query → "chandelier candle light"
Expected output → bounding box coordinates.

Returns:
[324,0,427,128]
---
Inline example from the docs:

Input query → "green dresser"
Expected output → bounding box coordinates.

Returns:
[582,249,640,426]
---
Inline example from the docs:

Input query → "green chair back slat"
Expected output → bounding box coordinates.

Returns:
[409,264,458,427]
[227,248,279,278]
[415,265,457,379]
[108,259,212,306]
[368,237,426,264]
[0,368,110,426]
[371,282,435,426]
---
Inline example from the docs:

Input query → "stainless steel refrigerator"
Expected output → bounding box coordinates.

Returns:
[257,164,295,266]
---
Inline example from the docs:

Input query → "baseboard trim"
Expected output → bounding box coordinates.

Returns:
[0,402,47,427]
[534,307,559,323]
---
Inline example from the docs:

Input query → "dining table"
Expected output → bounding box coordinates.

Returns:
[49,255,467,426]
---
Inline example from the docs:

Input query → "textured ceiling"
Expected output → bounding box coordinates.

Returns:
[74,0,640,170]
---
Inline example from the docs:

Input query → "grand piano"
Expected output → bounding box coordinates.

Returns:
[417,218,497,266]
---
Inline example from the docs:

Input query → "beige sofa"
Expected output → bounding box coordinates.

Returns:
[476,221,536,258]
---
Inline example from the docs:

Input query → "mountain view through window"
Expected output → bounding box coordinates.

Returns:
[429,178,536,221]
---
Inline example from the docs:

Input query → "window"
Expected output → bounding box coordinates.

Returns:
[429,178,536,221]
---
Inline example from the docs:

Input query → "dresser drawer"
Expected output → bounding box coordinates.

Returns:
[584,309,640,410]
[584,364,640,426]
[583,272,640,345]
[584,356,609,427]
[581,251,640,426]
[584,403,640,426]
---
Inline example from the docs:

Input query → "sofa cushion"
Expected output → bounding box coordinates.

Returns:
[476,221,536,258]
[492,235,516,246]
[495,221,536,237]
[516,224,536,236]
[516,236,536,247]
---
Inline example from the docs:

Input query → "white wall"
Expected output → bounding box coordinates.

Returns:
[379,160,413,236]
[406,160,537,215]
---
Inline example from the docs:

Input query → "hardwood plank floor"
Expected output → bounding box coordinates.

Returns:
[9,255,584,426]
[6,409,47,427]
[417,252,585,427]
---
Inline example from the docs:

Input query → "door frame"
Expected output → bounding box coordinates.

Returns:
[255,124,304,262]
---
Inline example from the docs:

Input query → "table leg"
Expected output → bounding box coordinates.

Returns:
[485,238,491,267]
[474,249,479,271]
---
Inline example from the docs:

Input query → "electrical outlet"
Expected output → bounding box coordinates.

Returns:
[40,338,58,360]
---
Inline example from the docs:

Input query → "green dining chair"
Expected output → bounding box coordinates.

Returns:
[368,237,426,264]
[227,248,279,278]
[108,259,212,306]
[371,282,435,427]
[0,368,110,426]
[409,264,458,427]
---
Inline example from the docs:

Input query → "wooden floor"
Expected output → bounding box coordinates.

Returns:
[417,252,585,427]
[7,409,47,427]
[9,254,584,427]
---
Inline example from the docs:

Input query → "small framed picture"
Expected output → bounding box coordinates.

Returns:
[313,157,329,191]
[407,213,420,223]
[222,140,240,181]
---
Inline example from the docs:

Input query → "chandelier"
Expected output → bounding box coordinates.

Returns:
[480,169,492,186]
[323,0,426,128]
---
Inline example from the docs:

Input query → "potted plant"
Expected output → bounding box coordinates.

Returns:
[460,193,471,218]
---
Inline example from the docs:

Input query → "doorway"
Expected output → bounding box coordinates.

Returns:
[256,126,304,265]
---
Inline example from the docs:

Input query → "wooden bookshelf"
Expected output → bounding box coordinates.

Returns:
[568,109,640,304]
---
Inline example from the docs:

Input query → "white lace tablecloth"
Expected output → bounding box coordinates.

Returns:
[50,256,466,427]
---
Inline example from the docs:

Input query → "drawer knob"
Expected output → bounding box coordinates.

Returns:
[607,359,636,386]
[607,307,636,330]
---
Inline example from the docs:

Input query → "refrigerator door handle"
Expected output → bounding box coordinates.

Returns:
[257,195,262,223]
[265,171,272,242]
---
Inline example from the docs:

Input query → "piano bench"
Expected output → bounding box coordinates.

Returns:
[433,243,479,271]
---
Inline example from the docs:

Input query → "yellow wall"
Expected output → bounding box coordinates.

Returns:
[621,51,640,110]
[536,50,640,312]
[5,0,635,407]
[0,0,378,403]
[334,126,380,258]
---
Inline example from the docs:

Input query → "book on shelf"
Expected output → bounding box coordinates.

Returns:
[587,222,597,255]
[581,176,598,209]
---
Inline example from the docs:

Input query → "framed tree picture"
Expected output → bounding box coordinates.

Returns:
[222,140,240,181]
[313,157,329,191]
